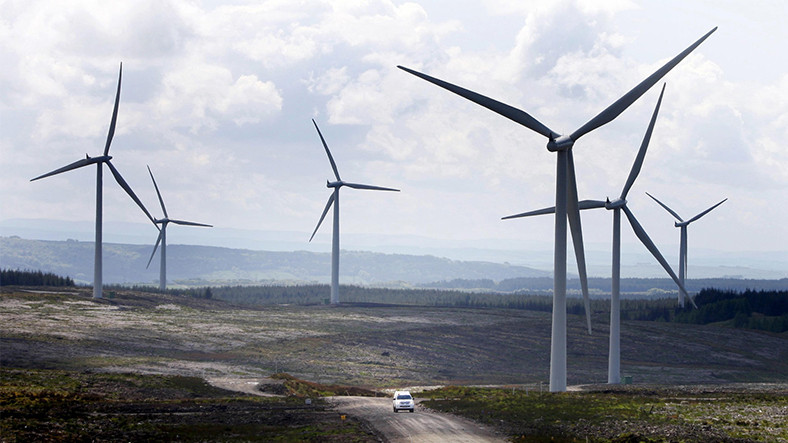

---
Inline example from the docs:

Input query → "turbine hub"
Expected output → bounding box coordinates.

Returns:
[327,180,343,188]
[605,198,626,210]
[547,134,574,152]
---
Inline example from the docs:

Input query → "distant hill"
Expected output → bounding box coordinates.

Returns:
[422,276,788,295]
[3,218,787,280]
[0,236,549,286]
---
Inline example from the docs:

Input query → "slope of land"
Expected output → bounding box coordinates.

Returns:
[2,286,787,442]
[0,368,380,442]
[2,286,786,386]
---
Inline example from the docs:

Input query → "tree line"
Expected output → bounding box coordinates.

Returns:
[425,277,788,295]
[675,288,788,333]
[0,268,75,287]
[619,288,788,333]
[160,283,587,314]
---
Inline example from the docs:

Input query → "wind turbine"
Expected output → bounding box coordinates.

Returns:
[505,84,695,384]
[398,27,716,391]
[145,166,212,291]
[647,192,727,307]
[309,119,399,305]
[30,63,155,299]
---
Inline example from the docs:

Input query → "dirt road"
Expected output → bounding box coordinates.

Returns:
[328,396,504,443]
[208,378,503,442]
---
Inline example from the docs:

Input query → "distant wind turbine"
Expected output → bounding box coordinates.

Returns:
[145,166,212,291]
[309,119,399,305]
[504,84,695,385]
[647,192,727,307]
[398,27,716,391]
[30,63,155,299]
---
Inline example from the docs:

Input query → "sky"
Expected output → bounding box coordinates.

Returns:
[1,0,787,276]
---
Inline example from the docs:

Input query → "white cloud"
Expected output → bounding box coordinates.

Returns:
[305,67,350,95]
[2,0,787,266]
[154,64,282,132]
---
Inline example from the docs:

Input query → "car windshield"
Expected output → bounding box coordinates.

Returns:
[397,394,412,400]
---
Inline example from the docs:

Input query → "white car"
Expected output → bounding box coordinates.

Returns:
[392,390,414,413]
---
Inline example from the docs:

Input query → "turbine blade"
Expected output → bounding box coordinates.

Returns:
[309,193,335,242]
[30,157,96,181]
[170,219,212,227]
[570,27,716,141]
[621,83,666,200]
[104,62,122,156]
[343,182,400,192]
[107,161,156,224]
[567,150,592,334]
[645,192,683,222]
[312,119,341,181]
[503,199,605,220]
[397,65,557,139]
[502,206,556,220]
[686,198,727,224]
[147,165,168,218]
[623,206,697,308]
[147,228,164,269]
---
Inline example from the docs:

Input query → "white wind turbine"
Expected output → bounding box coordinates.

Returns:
[145,166,212,291]
[31,63,156,299]
[309,119,400,305]
[647,193,727,307]
[398,27,716,391]
[504,84,695,384]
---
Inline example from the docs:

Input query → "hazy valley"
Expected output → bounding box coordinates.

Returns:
[3,236,786,294]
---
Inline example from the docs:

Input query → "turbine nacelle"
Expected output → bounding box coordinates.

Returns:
[92,155,112,163]
[605,198,627,210]
[675,220,690,228]
[547,134,574,152]
[327,180,343,188]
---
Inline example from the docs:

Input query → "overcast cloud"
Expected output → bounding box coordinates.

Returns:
[1,0,786,272]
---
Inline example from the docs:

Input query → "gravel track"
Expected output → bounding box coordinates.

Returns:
[328,396,504,443]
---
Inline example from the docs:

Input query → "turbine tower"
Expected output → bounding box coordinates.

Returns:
[647,193,727,307]
[505,84,696,385]
[145,166,212,291]
[31,63,155,299]
[398,27,716,391]
[309,119,399,305]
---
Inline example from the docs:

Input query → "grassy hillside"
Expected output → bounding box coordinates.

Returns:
[0,236,547,286]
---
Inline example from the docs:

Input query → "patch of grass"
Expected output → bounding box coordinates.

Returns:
[659,392,788,442]
[420,385,788,442]
[0,368,378,442]
[160,420,374,442]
